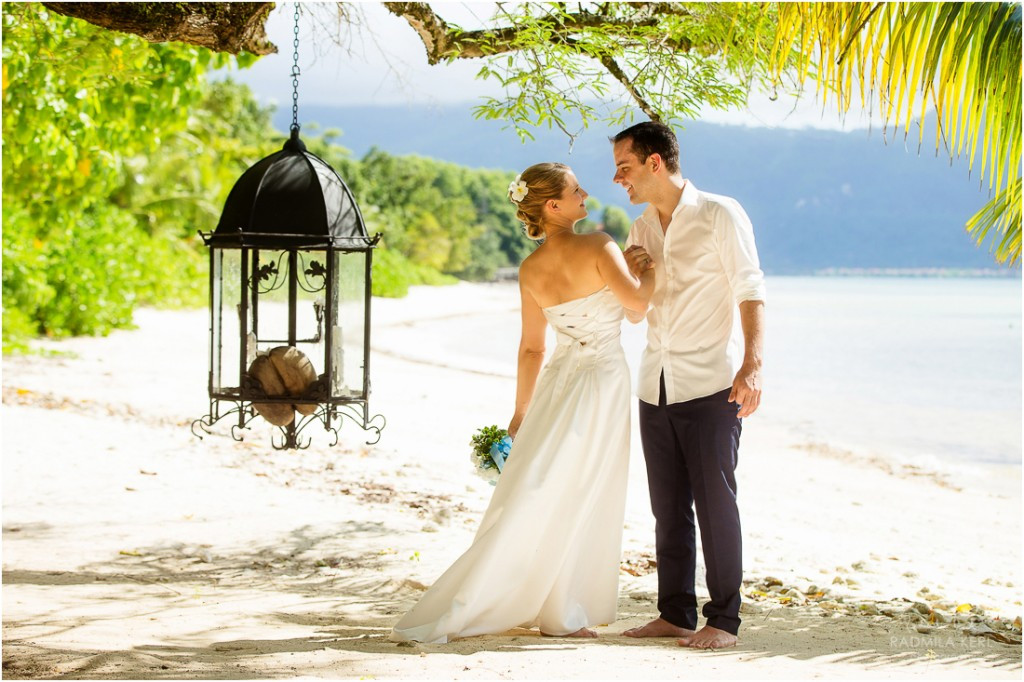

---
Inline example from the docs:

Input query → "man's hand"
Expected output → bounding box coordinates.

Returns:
[728,364,761,418]
[624,245,654,278]
[731,300,764,418]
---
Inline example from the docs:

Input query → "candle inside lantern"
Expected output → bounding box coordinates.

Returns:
[332,325,344,392]
[313,297,325,327]
[246,332,257,368]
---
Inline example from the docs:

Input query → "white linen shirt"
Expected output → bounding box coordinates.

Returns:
[626,181,766,406]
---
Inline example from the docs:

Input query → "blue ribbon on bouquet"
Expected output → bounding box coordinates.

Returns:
[489,435,513,473]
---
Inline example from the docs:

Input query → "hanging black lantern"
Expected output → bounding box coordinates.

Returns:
[192,8,384,450]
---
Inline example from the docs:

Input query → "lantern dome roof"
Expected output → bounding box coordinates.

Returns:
[207,128,375,249]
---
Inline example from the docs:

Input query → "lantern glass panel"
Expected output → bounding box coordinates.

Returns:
[331,251,367,399]
[213,248,243,396]
[293,251,328,392]
[248,249,287,348]
[241,249,327,385]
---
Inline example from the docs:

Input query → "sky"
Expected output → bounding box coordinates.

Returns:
[221,2,877,131]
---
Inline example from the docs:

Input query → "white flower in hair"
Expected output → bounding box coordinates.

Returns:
[508,174,529,203]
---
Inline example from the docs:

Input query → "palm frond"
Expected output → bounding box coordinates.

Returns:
[769,2,1022,265]
[967,178,1022,267]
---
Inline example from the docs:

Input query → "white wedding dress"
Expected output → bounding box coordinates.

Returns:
[391,287,631,643]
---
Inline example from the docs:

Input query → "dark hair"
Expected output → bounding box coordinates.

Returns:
[510,162,571,240]
[611,121,680,173]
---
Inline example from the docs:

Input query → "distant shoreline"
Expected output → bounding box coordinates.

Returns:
[807,267,1020,278]
[491,267,1021,282]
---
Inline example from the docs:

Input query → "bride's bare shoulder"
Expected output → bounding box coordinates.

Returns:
[520,246,544,270]
[517,248,545,284]
[579,231,615,250]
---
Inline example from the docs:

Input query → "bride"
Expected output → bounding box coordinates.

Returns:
[391,162,655,643]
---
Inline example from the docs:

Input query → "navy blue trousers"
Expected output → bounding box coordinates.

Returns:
[638,377,743,635]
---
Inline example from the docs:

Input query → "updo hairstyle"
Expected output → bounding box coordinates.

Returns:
[509,162,570,241]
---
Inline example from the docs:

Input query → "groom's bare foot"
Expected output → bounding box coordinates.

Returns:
[677,625,737,649]
[541,627,598,638]
[622,618,696,638]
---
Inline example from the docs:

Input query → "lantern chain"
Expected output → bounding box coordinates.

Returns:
[290,4,301,133]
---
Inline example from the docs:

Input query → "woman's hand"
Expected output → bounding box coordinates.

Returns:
[624,245,655,278]
[507,413,524,440]
[599,239,655,313]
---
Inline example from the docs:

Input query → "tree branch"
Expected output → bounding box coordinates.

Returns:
[41,2,277,55]
[382,1,690,64]
[599,54,662,122]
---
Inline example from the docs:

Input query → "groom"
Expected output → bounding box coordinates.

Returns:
[612,121,765,649]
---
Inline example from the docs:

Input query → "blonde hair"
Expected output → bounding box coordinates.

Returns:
[509,162,570,240]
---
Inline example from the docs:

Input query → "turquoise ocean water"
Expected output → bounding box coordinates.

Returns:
[430,276,1022,468]
[750,276,1021,466]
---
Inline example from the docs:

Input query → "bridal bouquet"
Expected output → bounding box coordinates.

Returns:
[469,425,513,485]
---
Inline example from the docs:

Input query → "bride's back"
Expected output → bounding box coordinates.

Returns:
[520,232,610,309]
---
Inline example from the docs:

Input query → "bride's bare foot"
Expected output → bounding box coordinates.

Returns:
[541,627,598,638]
[677,625,737,649]
[623,617,696,638]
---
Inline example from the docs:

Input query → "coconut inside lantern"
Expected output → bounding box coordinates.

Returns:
[248,346,319,426]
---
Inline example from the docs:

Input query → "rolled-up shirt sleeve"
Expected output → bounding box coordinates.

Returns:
[714,198,766,304]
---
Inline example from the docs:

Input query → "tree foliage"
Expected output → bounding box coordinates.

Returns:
[1,5,260,349]
[601,205,632,245]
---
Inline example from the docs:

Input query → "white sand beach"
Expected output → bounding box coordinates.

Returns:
[3,281,1021,679]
